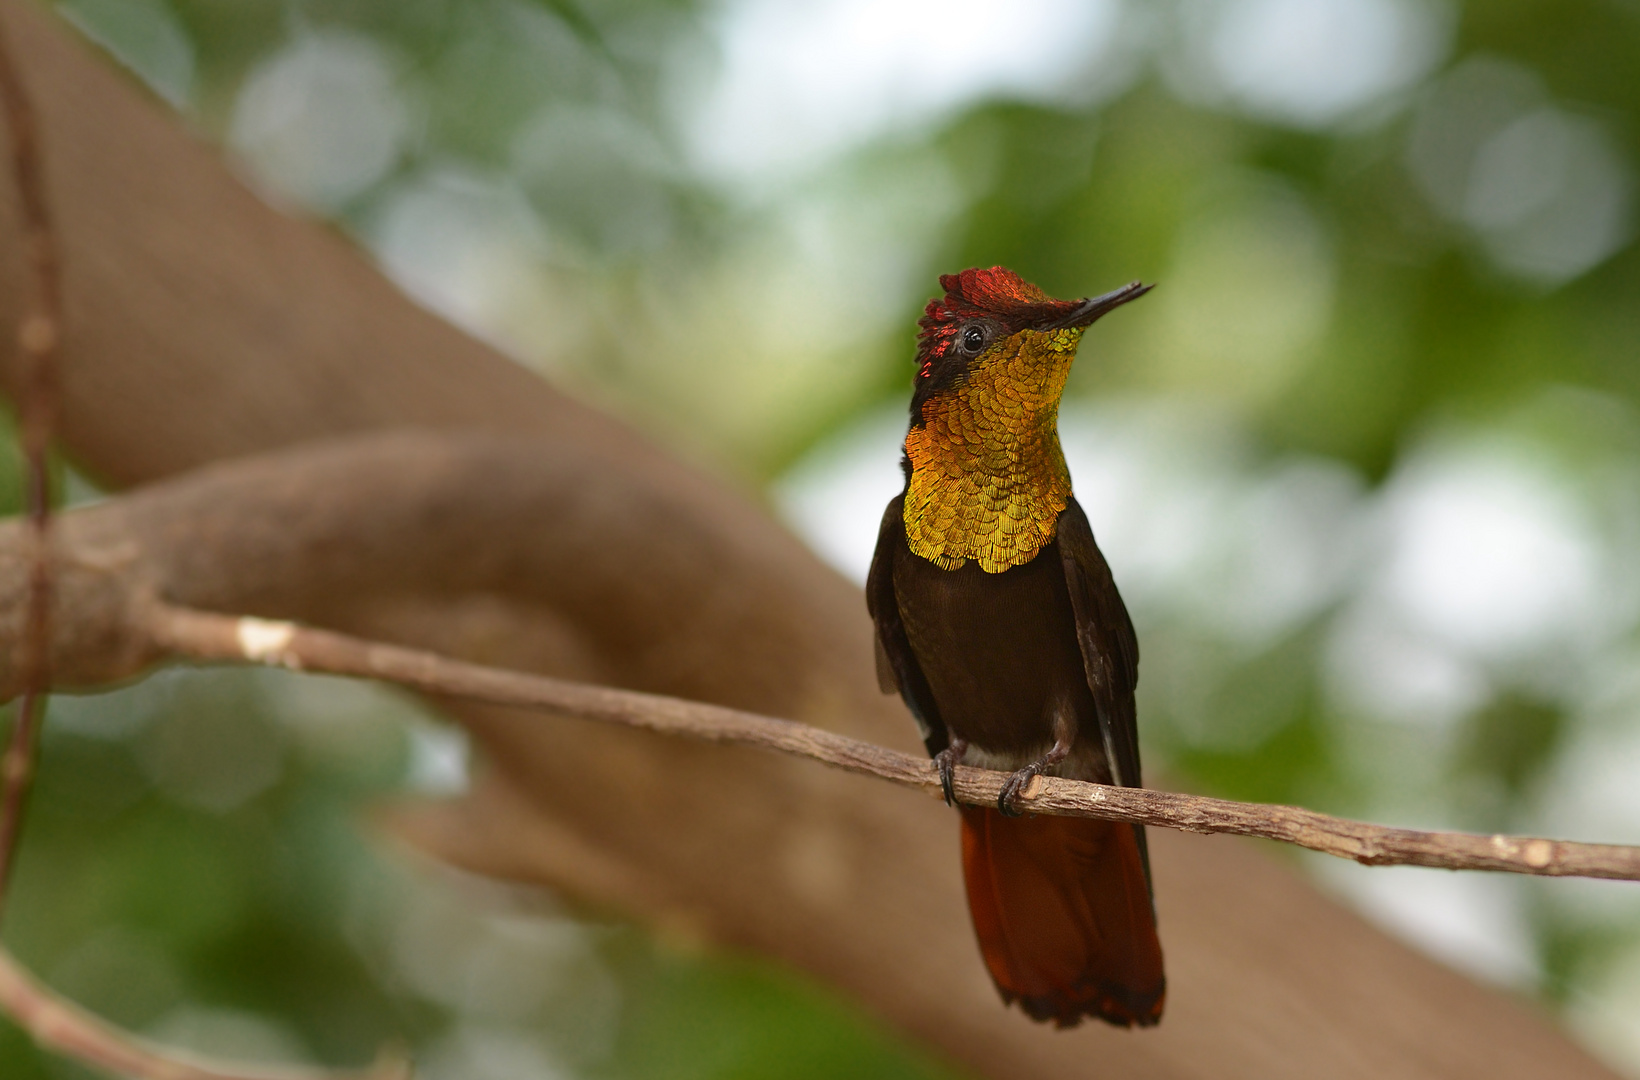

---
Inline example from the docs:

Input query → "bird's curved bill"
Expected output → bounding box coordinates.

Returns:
[1044,281,1153,330]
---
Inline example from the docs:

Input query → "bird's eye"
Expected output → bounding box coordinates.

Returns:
[960,325,987,354]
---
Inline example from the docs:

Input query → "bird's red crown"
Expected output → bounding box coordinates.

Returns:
[916,266,1083,362]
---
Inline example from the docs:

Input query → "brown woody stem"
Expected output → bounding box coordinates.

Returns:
[149,603,1640,883]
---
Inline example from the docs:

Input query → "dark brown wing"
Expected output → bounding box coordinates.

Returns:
[866,494,950,757]
[1057,497,1141,789]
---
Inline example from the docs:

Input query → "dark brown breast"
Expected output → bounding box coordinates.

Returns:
[891,538,1100,768]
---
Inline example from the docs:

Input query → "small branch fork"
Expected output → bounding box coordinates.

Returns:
[151,603,1640,883]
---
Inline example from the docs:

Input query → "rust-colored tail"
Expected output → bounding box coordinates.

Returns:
[959,806,1165,1027]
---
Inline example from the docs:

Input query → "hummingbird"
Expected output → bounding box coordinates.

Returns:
[866,266,1164,1028]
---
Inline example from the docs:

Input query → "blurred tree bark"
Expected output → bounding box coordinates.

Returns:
[0,1,1619,1078]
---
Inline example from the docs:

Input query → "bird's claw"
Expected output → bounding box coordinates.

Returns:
[997,764,1042,817]
[997,737,1071,816]
[933,739,968,807]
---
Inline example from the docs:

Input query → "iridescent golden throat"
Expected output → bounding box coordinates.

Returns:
[903,325,1085,573]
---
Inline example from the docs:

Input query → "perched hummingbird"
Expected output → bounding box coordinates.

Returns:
[867,267,1164,1028]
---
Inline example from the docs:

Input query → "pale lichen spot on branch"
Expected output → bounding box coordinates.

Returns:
[1491,833,1555,869]
[235,616,299,666]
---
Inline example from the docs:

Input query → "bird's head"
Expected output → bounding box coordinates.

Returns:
[909,266,1150,426]
[899,267,1151,571]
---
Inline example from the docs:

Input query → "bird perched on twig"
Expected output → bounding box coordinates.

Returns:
[867,266,1164,1028]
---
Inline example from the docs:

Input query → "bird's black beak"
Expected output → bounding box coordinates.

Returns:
[1043,281,1153,330]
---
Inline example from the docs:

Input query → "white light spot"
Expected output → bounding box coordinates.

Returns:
[1469,110,1633,283]
[1377,448,1601,660]
[1315,859,1539,988]
[1463,108,1580,229]
[1540,698,1640,846]
[1058,402,1249,607]
[684,0,1125,182]
[510,104,675,254]
[1203,459,1368,642]
[230,33,410,211]
[406,718,471,797]
[133,680,287,815]
[1407,57,1634,285]
[1170,0,1453,128]
[367,164,552,352]
[771,406,907,585]
[236,617,296,663]
[1325,603,1490,728]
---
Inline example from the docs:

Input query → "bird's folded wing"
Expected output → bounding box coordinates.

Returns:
[867,494,951,757]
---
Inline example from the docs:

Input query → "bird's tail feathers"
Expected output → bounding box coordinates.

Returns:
[959,805,1165,1027]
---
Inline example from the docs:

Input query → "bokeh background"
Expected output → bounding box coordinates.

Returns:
[2,0,1639,1075]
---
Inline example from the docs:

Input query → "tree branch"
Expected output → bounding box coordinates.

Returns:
[145,603,1640,882]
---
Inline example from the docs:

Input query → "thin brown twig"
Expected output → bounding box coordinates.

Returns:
[149,602,1640,883]
[0,0,61,912]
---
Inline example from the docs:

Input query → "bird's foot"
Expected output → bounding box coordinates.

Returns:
[933,738,969,807]
[996,765,1044,817]
[997,739,1072,816]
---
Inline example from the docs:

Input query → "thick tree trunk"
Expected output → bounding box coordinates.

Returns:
[0,2,1615,1077]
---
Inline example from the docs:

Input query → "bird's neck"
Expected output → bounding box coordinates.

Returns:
[902,335,1076,574]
